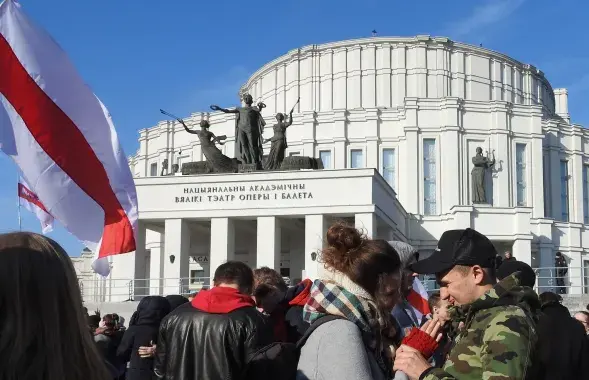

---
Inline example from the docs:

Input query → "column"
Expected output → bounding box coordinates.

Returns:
[209,217,235,281]
[571,133,584,223]
[164,219,190,296]
[355,213,376,238]
[132,222,147,299]
[493,131,510,207]
[366,138,379,170]
[147,229,164,296]
[537,245,554,293]
[441,128,460,212]
[568,250,583,295]
[333,139,346,169]
[549,144,561,219]
[256,216,281,270]
[403,126,419,213]
[512,238,532,267]
[530,137,545,218]
[304,214,327,280]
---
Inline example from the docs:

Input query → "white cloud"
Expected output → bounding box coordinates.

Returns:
[446,0,526,38]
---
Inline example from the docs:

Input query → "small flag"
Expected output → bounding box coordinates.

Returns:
[18,178,54,234]
[0,0,138,277]
[405,277,431,321]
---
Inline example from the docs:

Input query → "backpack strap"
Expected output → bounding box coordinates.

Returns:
[295,315,347,349]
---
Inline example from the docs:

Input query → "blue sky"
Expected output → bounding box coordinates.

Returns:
[1,0,588,256]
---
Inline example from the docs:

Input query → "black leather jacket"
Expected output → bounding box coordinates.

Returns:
[154,303,273,380]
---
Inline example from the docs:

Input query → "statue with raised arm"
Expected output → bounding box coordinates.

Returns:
[211,93,266,169]
[471,147,495,204]
[263,98,299,170]
[180,120,236,173]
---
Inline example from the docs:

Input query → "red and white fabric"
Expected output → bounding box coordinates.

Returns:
[406,277,431,321]
[0,0,138,276]
[18,177,54,234]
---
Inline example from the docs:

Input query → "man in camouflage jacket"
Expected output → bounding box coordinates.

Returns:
[393,229,540,380]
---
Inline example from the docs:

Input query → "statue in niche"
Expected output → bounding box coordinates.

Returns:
[181,120,237,173]
[471,147,495,204]
[263,98,299,171]
[160,159,169,176]
[211,93,266,169]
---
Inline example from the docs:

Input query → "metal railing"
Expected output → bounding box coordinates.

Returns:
[78,277,212,302]
[77,266,589,303]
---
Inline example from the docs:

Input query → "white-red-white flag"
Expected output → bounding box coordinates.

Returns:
[18,178,54,234]
[0,0,138,276]
[406,277,431,321]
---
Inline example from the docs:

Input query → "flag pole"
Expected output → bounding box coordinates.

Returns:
[17,174,22,231]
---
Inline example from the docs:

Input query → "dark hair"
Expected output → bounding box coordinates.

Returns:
[253,267,288,297]
[165,294,189,310]
[539,291,562,306]
[88,315,101,331]
[213,261,255,294]
[496,260,536,287]
[428,291,441,311]
[0,232,110,380]
[321,222,401,297]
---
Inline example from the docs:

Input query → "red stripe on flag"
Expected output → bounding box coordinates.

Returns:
[0,35,135,257]
[406,288,431,316]
[18,183,51,214]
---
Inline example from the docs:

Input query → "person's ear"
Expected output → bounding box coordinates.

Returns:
[471,265,486,285]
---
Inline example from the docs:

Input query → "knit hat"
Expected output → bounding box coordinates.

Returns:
[387,241,419,270]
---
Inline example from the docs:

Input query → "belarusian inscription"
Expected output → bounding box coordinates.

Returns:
[175,182,313,204]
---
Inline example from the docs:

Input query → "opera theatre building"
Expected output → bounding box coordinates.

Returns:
[75,36,589,300]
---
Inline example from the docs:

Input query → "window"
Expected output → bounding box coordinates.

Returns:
[382,148,396,190]
[350,149,363,168]
[150,163,158,176]
[515,144,527,206]
[319,150,332,169]
[190,269,205,284]
[289,151,300,157]
[423,139,437,215]
[560,160,569,222]
[584,166,589,224]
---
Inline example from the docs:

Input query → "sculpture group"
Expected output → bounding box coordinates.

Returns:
[162,94,317,175]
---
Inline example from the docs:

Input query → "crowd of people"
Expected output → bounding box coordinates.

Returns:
[1,226,589,380]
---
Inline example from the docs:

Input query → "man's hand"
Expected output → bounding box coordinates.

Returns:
[393,344,432,380]
[138,341,156,358]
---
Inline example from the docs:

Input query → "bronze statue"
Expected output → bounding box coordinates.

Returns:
[263,98,299,171]
[159,109,236,173]
[211,94,266,169]
[181,120,237,173]
[471,147,495,204]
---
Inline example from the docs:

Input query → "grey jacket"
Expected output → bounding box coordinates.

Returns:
[296,319,408,380]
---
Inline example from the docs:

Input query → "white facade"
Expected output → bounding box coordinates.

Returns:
[79,36,589,301]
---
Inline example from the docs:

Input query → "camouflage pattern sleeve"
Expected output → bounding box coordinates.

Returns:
[478,307,534,379]
[421,306,535,380]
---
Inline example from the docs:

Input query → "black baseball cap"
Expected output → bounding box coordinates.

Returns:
[410,228,497,275]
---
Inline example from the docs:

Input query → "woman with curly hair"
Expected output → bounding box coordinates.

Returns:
[296,223,442,380]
